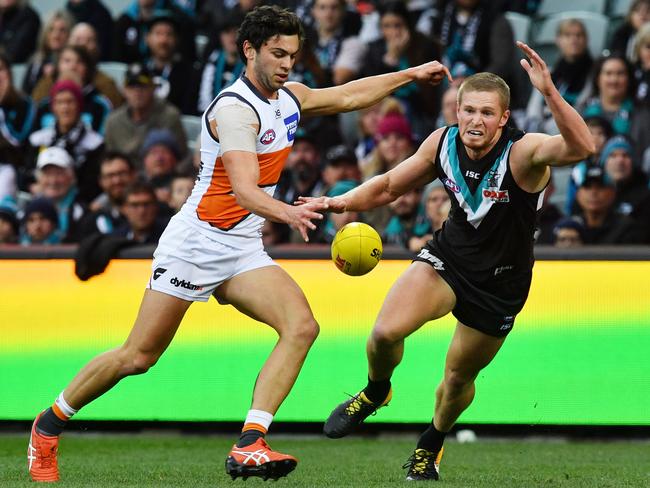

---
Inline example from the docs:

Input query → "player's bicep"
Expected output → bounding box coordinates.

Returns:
[530,133,576,167]
[211,103,259,153]
[285,82,348,116]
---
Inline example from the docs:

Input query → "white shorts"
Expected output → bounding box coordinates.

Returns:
[147,215,277,302]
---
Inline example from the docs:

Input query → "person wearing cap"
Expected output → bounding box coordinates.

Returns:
[361,102,414,181]
[20,197,62,245]
[31,146,86,243]
[0,196,19,244]
[600,136,650,216]
[196,11,245,113]
[28,77,104,203]
[26,5,452,483]
[552,217,584,248]
[31,45,113,134]
[573,163,644,244]
[322,144,360,189]
[113,0,197,65]
[104,62,187,169]
[141,128,183,181]
[144,11,194,114]
[408,179,451,252]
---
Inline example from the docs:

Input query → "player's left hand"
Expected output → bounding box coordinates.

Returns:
[517,41,555,97]
[409,61,453,86]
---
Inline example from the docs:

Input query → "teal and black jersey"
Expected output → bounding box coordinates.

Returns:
[432,124,545,284]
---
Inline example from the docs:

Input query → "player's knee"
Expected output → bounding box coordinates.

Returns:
[119,348,160,376]
[371,326,403,346]
[443,368,474,393]
[284,317,320,345]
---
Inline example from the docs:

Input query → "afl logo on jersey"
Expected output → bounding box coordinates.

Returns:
[444,178,460,193]
[260,129,276,145]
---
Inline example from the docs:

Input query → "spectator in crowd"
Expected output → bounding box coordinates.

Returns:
[609,0,650,59]
[436,84,459,128]
[31,147,86,242]
[382,186,423,248]
[261,220,290,247]
[572,164,644,244]
[599,136,650,216]
[144,12,194,114]
[526,19,593,134]
[32,46,113,134]
[168,173,194,212]
[197,0,261,38]
[360,101,414,181]
[81,152,136,235]
[629,23,650,169]
[0,52,35,178]
[141,128,183,182]
[316,179,359,243]
[361,1,442,137]
[20,197,61,245]
[433,0,526,108]
[353,102,381,162]
[0,196,19,244]
[112,181,169,244]
[580,55,634,137]
[114,0,197,65]
[0,0,41,63]
[408,179,451,251]
[552,217,584,248]
[535,177,563,244]
[64,0,114,61]
[22,10,73,95]
[104,63,187,169]
[308,0,366,86]
[276,132,324,205]
[68,22,124,108]
[196,12,245,113]
[322,144,360,190]
[28,79,104,203]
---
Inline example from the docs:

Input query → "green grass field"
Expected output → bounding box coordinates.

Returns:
[2,433,649,487]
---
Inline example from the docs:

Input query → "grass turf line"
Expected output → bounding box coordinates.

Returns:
[2,434,649,487]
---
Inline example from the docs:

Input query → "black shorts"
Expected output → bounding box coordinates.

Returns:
[413,242,532,337]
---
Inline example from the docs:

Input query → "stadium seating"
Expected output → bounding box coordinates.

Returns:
[98,62,128,89]
[609,0,633,17]
[505,11,532,44]
[181,115,202,152]
[10,63,27,88]
[29,0,66,19]
[537,0,607,17]
[532,11,609,66]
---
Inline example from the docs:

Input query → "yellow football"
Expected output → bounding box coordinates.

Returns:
[331,222,383,276]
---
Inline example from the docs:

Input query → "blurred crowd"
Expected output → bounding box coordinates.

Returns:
[1,0,650,251]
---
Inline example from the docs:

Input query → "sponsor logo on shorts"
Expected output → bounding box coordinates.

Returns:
[482,189,510,202]
[284,112,299,141]
[494,265,514,276]
[444,178,460,193]
[170,276,203,291]
[417,249,445,270]
[260,129,276,145]
[499,315,515,331]
[153,267,167,280]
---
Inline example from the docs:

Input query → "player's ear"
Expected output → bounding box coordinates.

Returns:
[242,40,256,62]
[499,109,510,128]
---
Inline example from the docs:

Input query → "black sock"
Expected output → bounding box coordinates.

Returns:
[35,408,67,436]
[416,421,447,453]
[236,429,265,448]
[363,376,391,404]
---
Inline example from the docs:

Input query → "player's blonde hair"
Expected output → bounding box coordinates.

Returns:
[457,73,510,112]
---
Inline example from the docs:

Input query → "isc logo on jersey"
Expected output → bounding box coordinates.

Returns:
[260,129,276,145]
[483,189,510,202]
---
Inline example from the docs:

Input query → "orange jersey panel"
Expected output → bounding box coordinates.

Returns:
[197,146,292,230]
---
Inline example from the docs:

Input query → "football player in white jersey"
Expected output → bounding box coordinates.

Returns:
[28,5,451,483]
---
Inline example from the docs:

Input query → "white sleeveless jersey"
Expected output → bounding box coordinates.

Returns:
[178,76,301,248]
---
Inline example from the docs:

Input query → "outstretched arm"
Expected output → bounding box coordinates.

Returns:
[285,62,452,117]
[517,41,595,167]
[300,129,442,213]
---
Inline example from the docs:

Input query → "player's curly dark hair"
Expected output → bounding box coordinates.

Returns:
[236,5,304,63]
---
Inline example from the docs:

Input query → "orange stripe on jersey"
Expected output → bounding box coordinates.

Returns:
[196,146,292,230]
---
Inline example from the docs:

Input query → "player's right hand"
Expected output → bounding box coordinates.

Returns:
[285,199,328,242]
[409,61,452,86]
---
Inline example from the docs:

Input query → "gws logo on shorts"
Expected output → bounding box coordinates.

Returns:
[170,276,203,291]
[417,248,445,270]
[444,178,460,193]
[260,129,276,145]
[483,189,510,203]
[153,267,167,280]
[284,112,299,141]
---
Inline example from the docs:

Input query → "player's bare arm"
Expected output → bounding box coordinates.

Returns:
[301,129,443,214]
[285,62,452,117]
[514,42,595,170]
